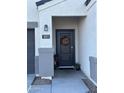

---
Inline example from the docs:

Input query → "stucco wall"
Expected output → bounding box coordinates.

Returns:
[27,0,38,21]
[35,28,40,56]
[52,17,79,63]
[37,0,87,52]
[78,2,97,84]
[38,14,53,48]
[38,0,86,16]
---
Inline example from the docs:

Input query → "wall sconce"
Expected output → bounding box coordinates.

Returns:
[44,24,48,31]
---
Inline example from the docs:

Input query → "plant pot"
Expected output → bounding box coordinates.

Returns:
[75,64,80,71]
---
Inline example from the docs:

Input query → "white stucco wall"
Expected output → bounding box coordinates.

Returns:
[38,0,87,50]
[35,28,40,56]
[27,0,38,21]
[78,2,97,84]
[52,17,79,63]
[38,0,86,16]
[38,13,53,48]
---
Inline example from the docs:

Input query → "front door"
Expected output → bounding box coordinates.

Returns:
[56,29,75,66]
[27,29,35,74]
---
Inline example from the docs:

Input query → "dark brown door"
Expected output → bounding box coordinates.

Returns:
[27,29,35,74]
[56,29,75,66]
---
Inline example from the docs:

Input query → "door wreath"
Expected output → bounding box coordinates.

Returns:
[61,36,70,46]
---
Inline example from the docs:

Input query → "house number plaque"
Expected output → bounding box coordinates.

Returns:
[42,35,50,39]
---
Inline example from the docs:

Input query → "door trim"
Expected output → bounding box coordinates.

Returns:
[56,29,75,66]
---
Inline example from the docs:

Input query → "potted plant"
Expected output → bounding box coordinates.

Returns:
[75,63,80,71]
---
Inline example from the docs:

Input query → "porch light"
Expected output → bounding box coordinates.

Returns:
[44,24,48,31]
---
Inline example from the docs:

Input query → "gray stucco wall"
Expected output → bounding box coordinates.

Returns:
[35,56,39,74]
[38,48,54,77]
[89,56,97,83]
[27,22,38,28]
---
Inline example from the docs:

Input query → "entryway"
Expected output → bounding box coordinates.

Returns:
[27,29,35,74]
[56,29,75,67]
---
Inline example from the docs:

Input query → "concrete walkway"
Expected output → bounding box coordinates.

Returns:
[27,70,89,93]
[27,74,35,90]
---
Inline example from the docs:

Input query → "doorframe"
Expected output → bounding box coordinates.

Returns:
[55,29,75,66]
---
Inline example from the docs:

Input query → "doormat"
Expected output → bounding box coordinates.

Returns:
[32,77,52,85]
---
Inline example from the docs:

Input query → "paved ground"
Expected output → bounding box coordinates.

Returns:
[27,70,89,93]
[27,74,35,89]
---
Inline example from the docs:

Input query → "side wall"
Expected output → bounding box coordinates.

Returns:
[78,2,97,84]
